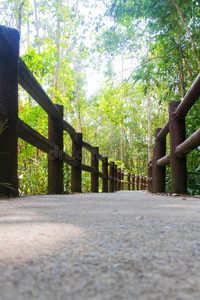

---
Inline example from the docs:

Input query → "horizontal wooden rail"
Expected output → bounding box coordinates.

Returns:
[175,128,200,157]
[156,128,200,165]
[17,119,78,167]
[99,172,106,179]
[157,121,169,141]
[19,58,61,119]
[63,120,78,144]
[98,153,105,162]
[156,154,170,166]
[82,141,105,161]
[81,164,98,174]
[176,74,200,120]
[82,141,94,152]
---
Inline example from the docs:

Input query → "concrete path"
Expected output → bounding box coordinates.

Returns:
[0,191,200,300]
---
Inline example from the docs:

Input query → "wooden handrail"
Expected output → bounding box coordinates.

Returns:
[175,128,200,157]
[63,120,78,144]
[156,73,200,143]
[156,154,170,167]
[82,141,94,152]
[176,74,200,119]
[98,153,105,162]
[151,73,200,194]
[17,119,78,167]
[99,172,106,179]
[19,58,61,119]
[82,141,105,161]
[0,27,145,196]
[156,121,169,142]
[81,164,98,174]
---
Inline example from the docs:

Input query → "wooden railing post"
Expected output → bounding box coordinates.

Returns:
[0,26,20,196]
[102,157,108,193]
[145,177,147,189]
[152,128,166,193]
[114,164,117,191]
[169,102,187,194]
[127,173,131,190]
[143,177,146,190]
[109,162,114,192]
[117,169,121,190]
[48,104,63,194]
[152,147,156,193]
[91,147,99,193]
[71,133,82,193]
[140,176,143,190]
[148,161,152,192]
[121,170,124,190]
[132,174,135,190]
[145,177,148,190]
[136,175,139,190]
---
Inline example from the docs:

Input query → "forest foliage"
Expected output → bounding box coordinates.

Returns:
[1,0,200,194]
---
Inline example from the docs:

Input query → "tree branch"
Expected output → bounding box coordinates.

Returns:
[169,0,200,68]
[125,54,173,82]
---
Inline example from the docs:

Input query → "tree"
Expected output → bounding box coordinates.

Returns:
[1,0,200,194]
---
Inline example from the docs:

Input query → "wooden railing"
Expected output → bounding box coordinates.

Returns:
[149,73,200,194]
[0,26,147,196]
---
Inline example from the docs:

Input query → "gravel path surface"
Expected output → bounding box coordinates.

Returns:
[0,191,200,300]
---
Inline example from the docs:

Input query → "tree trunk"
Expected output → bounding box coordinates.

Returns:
[72,51,83,133]
[51,48,64,100]
[51,0,64,101]
[183,56,193,82]
[144,32,152,162]
[121,120,124,165]
[147,87,151,162]
[170,0,200,68]
[27,5,30,47]
[33,0,40,54]
[75,78,82,132]
[178,47,185,98]
[17,0,25,35]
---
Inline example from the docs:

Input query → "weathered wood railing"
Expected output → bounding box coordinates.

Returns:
[149,73,200,194]
[0,26,147,196]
